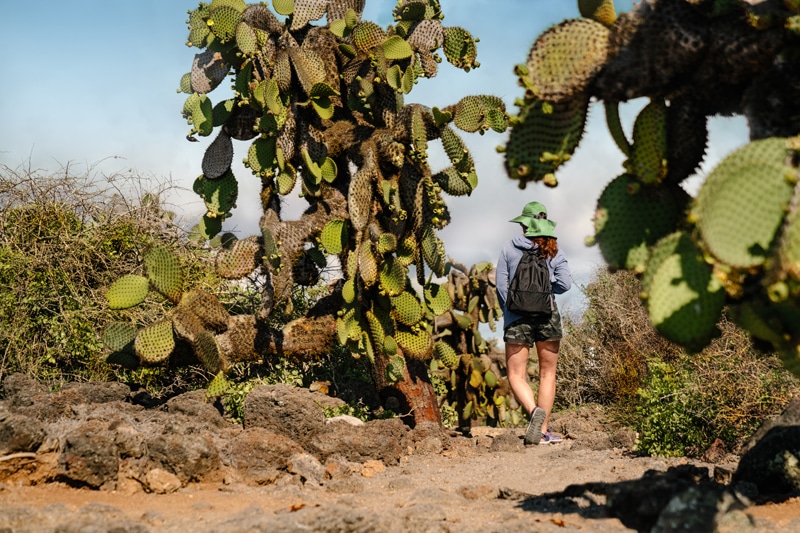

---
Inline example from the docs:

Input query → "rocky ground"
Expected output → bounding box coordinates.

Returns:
[1,373,799,532]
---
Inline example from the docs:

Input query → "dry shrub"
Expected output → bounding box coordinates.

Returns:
[558,268,680,419]
[0,162,209,388]
[558,266,800,454]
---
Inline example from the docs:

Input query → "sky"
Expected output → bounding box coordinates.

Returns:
[1,0,751,316]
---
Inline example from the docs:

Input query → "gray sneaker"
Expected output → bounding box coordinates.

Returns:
[524,406,546,445]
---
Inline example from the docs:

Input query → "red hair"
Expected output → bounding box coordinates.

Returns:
[532,236,558,259]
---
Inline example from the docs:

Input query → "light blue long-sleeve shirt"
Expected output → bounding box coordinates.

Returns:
[496,235,573,328]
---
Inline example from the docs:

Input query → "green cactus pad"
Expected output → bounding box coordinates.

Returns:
[105,350,140,370]
[182,93,214,137]
[102,321,138,352]
[594,174,689,272]
[289,0,328,30]
[189,214,223,242]
[143,243,184,302]
[424,282,452,316]
[276,166,297,195]
[377,232,398,254]
[396,233,418,267]
[349,161,375,232]
[135,320,176,365]
[434,341,459,369]
[353,21,385,51]
[212,99,236,128]
[179,72,193,94]
[421,224,447,277]
[604,101,631,157]
[694,138,796,269]
[778,194,800,280]
[202,130,234,180]
[729,299,787,347]
[641,231,696,297]
[208,5,242,43]
[443,26,478,71]
[358,240,379,287]
[200,170,238,218]
[247,137,278,178]
[187,5,212,47]
[505,97,588,187]
[646,245,725,351]
[627,98,668,185]
[434,166,474,197]
[524,18,609,102]
[379,256,407,296]
[235,21,259,56]
[578,0,617,26]
[390,291,423,326]
[195,330,222,372]
[106,274,150,310]
[205,370,230,399]
[383,35,413,60]
[215,237,260,279]
[393,1,427,21]
[319,219,348,255]
[367,305,396,347]
[272,0,294,15]
[396,328,433,359]
[384,353,406,384]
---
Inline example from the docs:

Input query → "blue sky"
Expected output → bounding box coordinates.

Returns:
[1,0,750,314]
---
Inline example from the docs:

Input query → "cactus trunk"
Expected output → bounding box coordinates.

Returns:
[371,351,442,428]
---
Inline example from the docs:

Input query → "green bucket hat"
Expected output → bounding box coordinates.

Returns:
[524,218,557,239]
[509,201,548,227]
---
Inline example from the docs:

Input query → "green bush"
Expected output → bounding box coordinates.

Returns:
[634,360,706,457]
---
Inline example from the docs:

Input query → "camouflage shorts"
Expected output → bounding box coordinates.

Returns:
[503,307,562,345]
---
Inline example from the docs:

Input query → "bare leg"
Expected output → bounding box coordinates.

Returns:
[534,340,560,433]
[505,342,535,416]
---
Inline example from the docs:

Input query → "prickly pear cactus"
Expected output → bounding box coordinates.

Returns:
[173,0,510,414]
[504,0,800,367]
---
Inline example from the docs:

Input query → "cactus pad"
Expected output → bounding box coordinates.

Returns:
[424,282,451,316]
[505,97,588,187]
[578,0,617,26]
[443,26,478,71]
[646,243,725,351]
[135,320,176,365]
[143,243,184,302]
[379,256,407,296]
[395,328,433,359]
[626,98,667,185]
[208,5,243,43]
[191,49,230,94]
[215,237,260,279]
[106,274,150,310]
[390,291,422,326]
[524,18,609,102]
[199,170,238,218]
[594,174,689,272]
[202,130,234,180]
[102,321,138,352]
[694,137,796,269]
[320,219,348,255]
[434,340,459,369]
[205,370,230,399]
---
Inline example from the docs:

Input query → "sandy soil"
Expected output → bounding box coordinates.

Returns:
[1,427,798,532]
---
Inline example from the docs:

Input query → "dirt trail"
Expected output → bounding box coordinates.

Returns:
[2,427,798,532]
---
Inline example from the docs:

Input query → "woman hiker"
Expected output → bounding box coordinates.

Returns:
[495,201,573,445]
